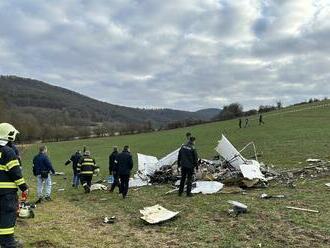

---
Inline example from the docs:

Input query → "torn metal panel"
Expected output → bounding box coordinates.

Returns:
[129,177,149,188]
[215,135,246,169]
[239,160,265,180]
[306,159,321,163]
[191,181,224,194]
[140,204,179,224]
[157,148,180,170]
[90,184,108,191]
[137,153,159,176]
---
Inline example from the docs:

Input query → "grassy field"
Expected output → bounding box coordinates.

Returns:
[16,101,330,248]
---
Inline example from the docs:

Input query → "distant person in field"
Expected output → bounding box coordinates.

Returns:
[109,146,120,193]
[238,118,242,128]
[117,145,133,199]
[244,118,249,128]
[33,145,55,203]
[65,150,82,188]
[178,136,198,197]
[77,150,98,193]
[259,114,265,125]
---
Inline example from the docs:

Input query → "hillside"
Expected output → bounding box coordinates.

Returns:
[0,75,220,138]
[16,100,330,247]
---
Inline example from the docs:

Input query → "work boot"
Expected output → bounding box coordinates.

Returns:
[83,184,90,193]
[35,198,43,204]
[45,196,52,201]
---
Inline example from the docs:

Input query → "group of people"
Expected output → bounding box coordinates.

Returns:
[0,122,199,247]
[239,114,265,128]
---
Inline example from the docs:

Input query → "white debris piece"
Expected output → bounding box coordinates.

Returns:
[90,184,107,191]
[239,160,265,180]
[306,159,321,163]
[157,148,180,170]
[137,153,159,177]
[191,181,224,194]
[215,135,247,169]
[140,204,179,224]
[129,177,149,188]
[325,183,330,187]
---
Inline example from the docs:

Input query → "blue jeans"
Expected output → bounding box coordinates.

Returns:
[72,173,80,187]
[37,175,52,198]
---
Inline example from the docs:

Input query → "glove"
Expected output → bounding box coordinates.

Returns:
[21,190,28,201]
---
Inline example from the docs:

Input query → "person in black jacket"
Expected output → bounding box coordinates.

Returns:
[0,123,28,248]
[109,147,120,193]
[178,136,198,197]
[65,150,82,188]
[116,145,133,199]
[77,151,98,193]
[33,146,56,203]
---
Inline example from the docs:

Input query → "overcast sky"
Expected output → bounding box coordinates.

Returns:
[0,0,329,111]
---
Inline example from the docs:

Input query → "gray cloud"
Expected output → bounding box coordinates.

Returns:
[0,0,329,111]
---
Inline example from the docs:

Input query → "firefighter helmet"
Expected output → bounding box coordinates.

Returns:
[0,123,19,141]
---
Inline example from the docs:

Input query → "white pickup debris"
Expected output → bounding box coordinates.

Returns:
[286,206,319,213]
[306,159,321,163]
[240,161,265,180]
[227,200,248,215]
[129,177,149,188]
[191,181,224,194]
[326,183,330,187]
[140,204,179,224]
[90,184,107,191]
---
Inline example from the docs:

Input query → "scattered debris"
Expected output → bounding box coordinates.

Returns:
[227,200,248,216]
[221,186,243,194]
[58,188,65,192]
[306,159,321,163]
[54,172,65,176]
[90,184,107,191]
[325,183,330,187]
[191,181,224,194]
[18,202,35,219]
[140,204,179,224]
[286,206,319,213]
[103,216,116,224]
[260,193,285,199]
[129,177,149,188]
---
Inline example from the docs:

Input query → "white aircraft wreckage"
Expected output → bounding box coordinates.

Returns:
[140,204,180,224]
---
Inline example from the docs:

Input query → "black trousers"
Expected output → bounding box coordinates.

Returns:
[119,175,130,198]
[110,171,121,192]
[80,174,93,193]
[0,193,18,248]
[179,167,194,195]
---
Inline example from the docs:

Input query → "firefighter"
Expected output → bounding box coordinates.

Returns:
[0,123,28,248]
[65,150,82,188]
[77,150,98,193]
[178,136,198,197]
[109,146,120,193]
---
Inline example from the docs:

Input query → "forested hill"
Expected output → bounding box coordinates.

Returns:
[0,76,219,140]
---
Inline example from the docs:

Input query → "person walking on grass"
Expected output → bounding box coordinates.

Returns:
[244,118,249,128]
[178,136,198,197]
[77,150,98,193]
[109,146,120,193]
[117,145,133,199]
[238,118,242,128]
[33,145,55,204]
[65,150,82,188]
[259,114,265,125]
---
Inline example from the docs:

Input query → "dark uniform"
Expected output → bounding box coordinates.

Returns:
[0,145,28,247]
[178,140,198,196]
[109,150,120,192]
[77,155,98,193]
[117,149,133,198]
[65,151,82,187]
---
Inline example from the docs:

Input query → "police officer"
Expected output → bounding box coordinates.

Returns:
[117,145,133,199]
[65,150,82,188]
[178,136,198,197]
[109,147,120,193]
[77,151,98,193]
[0,123,28,248]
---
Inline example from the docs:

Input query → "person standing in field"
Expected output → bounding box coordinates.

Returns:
[117,145,133,199]
[259,114,265,125]
[238,118,242,128]
[0,123,28,248]
[244,118,249,128]
[65,150,82,188]
[109,146,120,193]
[178,136,198,197]
[33,145,56,204]
[77,150,98,193]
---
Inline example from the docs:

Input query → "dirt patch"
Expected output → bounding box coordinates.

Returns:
[30,240,58,248]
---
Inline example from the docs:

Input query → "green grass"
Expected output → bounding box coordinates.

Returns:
[16,100,330,247]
